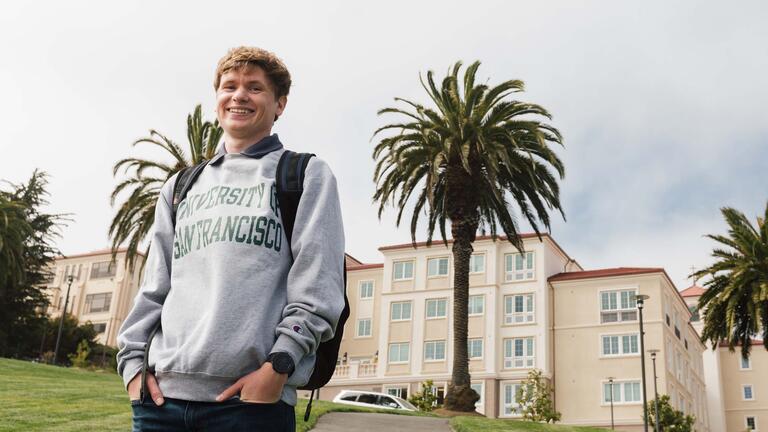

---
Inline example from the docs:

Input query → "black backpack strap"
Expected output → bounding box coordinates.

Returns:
[275,150,315,254]
[172,160,210,227]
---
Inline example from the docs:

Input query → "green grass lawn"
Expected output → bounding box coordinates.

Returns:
[450,416,607,432]
[0,358,427,432]
[1,358,607,432]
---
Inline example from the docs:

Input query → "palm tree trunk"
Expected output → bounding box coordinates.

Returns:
[444,225,479,411]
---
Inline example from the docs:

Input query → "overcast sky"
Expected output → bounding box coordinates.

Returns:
[2,1,766,291]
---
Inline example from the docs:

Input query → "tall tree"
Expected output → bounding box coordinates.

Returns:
[0,170,65,357]
[372,61,565,411]
[693,203,768,357]
[110,105,222,272]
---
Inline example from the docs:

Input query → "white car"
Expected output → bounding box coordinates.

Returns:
[332,390,418,412]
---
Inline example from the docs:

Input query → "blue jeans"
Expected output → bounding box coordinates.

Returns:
[131,397,295,431]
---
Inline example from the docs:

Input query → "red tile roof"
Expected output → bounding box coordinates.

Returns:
[348,263,384,271]
[344,253,364,267]
[679,285,706,298]
[549,267,665,282]
[57,247,144,260]
[378,233,544,251]
[377,233,578,269]
[718,339,765,348]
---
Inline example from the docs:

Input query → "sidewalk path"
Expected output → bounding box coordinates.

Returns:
[310,412,452,431]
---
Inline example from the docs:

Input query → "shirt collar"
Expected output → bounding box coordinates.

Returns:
[209,134,284,165]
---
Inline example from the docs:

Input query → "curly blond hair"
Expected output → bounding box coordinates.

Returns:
[214,47,291,98]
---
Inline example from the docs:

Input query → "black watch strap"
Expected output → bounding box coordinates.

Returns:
[266,352,295,376]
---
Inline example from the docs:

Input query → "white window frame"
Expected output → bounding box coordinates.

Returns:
[393,261,414,281]
[427,256,449,277]
[740,355,752,370]
[468,338,483,359]
[601,379,643,405]
[84,292,112,314]
[356,318,372,338]
[425,298,448,319]
[745,416,757,431]
[383,384,409,399]
[387,342,410,364]
[600,333,640,357]
[505,251,535,282]
[504,294,534,324]
[500,382,523,417]
[503,337,535,369]
[599,289,638,323]
[469,254,485,274]
[743,384,755,401]
[390,301,412,321]
[471,382,485,414]
[468,295,484,316]
[358,280,374,299]
[424,340,446,362]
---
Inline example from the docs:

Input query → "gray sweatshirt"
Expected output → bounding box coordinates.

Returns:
[116,135,345,406]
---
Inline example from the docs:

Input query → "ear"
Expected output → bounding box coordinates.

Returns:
[274,96,287,121]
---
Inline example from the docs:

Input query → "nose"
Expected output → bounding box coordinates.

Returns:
[232,86,248,103]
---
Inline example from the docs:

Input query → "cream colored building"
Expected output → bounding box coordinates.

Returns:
[551,269,709,431]
[682,285,766,432]
[311,236,712,431]
[42,248,145,347]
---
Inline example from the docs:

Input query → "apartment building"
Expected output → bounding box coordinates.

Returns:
[312,235,711,430]
[551,269,709,431]
[682,286,766,432]
[41,248,145,347]
[315,234,581,417]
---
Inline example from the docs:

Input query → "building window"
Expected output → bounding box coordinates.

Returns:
[746,416,757,430]
[603,380,642,404]
[468,295,484,315]
[468,338,483,359]
[424,340,446,361]
[427,257,449,277]
[502,383,523,415]
[359,280,374,299]
[505,252,534,281]
[429,383,446,406]
[743,385,754,401]
[470,254,485,273]
[471,382,484,413]
[504,294,534,324]
[356,318,372,337]
[84,293,112,314]
[390,301,412,321]
[688,304,700,322]
[92,322,107,334]
[393,261,414,280]
[425,298,447,319]
[600,289,637,323]
[388,343,409,363]
[741,356,751,370]
[90,261,116,279]
[385,386,408,399]
[504,337,535,369]
[601,334,639,356]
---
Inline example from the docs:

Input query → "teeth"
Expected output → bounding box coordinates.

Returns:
[229,108,250,114]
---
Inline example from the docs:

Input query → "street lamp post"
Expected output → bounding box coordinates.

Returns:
[53,275,74,365]
[649,349,661,432]
[635,294,650,432]
[607,376,615,430]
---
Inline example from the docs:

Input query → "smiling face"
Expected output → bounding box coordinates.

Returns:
[215,65,286,145]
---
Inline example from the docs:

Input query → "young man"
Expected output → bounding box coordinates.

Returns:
[116,47,345,431]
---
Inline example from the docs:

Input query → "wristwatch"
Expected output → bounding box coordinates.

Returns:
[266,352,295,376]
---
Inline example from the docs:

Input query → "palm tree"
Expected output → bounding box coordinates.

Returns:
[372,61,565,411]
[693,203,768,358]
[110,105,223,272]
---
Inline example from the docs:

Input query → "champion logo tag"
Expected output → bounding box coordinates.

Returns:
[292,325,303,334]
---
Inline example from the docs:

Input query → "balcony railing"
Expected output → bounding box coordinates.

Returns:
[331,361,377,380]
